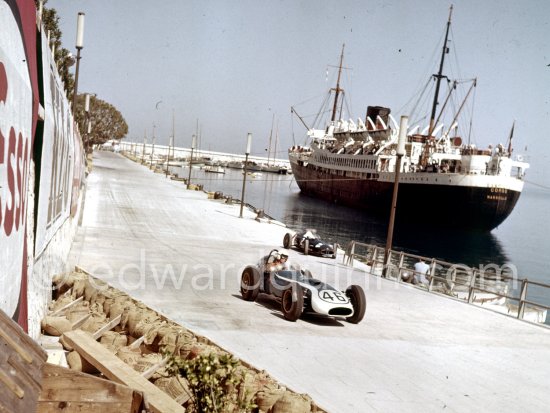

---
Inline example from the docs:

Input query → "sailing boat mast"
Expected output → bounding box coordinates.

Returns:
[331,43,345,122]
[428,5,453,136]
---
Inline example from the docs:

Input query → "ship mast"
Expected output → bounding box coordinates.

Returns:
[331,43,345,122]
[428,5,453,136]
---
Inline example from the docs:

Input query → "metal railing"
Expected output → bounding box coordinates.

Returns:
[344,241,550,325]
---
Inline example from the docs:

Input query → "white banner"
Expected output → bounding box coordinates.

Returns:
[0,1,33,317]
[35,30,75,256]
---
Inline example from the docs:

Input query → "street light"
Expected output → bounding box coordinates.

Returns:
[187,134,197,189]
[384,115,408,277]
[71,12,85,114]
[239,133,252,218]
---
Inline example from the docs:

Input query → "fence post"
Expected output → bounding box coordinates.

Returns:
[428,259,436,292]
[371,247,377,269]
[467,270,477,303]
[397,252,405,283]
[449,267,457,294]
[350,242,355,266]
[517,279,528,320]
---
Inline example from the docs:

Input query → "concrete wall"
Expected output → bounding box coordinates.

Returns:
[0,1,86,338]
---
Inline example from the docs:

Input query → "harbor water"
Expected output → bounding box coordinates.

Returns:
[173,164,550,313]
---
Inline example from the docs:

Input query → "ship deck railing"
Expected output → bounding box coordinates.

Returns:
[343,241,550,326]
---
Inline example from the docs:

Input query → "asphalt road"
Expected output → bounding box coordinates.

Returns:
[69,151,550,413]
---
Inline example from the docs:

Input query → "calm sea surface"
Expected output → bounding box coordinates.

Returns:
[177,165,550,308]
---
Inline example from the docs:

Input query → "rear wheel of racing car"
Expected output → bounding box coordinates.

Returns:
[345,285,366,324]
[281,285,304,322]
[240,268,260,301]
[283,233,292,249]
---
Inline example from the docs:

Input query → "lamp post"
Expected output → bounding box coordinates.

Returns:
[71,12,85,114]
[187,134,196,189]
[384,115,408,277]
[239,133,252,218]
[150,124,156,167]
[166,110,175,177]
[141,130,147,164]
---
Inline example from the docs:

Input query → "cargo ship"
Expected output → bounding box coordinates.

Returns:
[288,6,528,231]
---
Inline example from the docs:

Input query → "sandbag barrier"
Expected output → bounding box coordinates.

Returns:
[42,269,327,413]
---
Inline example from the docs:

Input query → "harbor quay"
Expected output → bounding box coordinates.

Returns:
[69,151,550,413]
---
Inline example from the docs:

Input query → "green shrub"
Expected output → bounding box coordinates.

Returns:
[167,352,256,413]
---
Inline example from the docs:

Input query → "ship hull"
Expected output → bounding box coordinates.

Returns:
[290,160,521,231]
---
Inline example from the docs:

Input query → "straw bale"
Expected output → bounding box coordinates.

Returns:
[128,308,160,337]
[158,328,196,356]
[103,289,127,315]
[48,295,74,312]
[255,382,286,412]
[73,278,86,297]
[100,331,128,353]
[41,316,72,336]
[154,375,192,404]
[272,391,312,413]
[135,319,164,344]
[133,353,166,379]
[116,346,142,365]
[83,279,98,303]
[59,334,73,351]
[65,303,91,323]
[66,350,98,374]
[80,312,107,334]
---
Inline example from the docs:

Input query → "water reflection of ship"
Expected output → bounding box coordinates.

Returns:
[282,192,508,268]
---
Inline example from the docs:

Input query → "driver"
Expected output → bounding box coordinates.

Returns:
[270,251,289,271]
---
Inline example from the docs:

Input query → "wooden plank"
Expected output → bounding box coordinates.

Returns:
[63,330,185,413]
[37,401,132,413]
[71,313,91,329]
[140,356,169,380]
[128,336,144,350]
[0,368,24,398]
[50,296,84,316]
[92,314,121,340]
[0,327,33,364]
[38,363,142,413]
[0,309,47,413]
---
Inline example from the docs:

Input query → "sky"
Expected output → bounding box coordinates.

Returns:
[49,0,549,187]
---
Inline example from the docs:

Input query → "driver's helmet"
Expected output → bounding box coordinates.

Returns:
[278,249,289,261]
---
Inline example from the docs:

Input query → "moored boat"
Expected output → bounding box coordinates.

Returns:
[288,6,528,232]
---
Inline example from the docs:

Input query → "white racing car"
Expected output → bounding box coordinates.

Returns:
[240,249,366,323]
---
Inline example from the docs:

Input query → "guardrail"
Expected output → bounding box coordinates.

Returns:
[344,241,550,324]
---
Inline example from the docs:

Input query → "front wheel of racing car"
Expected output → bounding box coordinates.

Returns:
[281,285,304,322]
[345,285,366,324]
[283,233,293,249]
[240,268,260,301]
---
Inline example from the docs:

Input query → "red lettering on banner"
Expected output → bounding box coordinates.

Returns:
[0,128,4,226]
[20,137,28,229]
[0,62,7,102]
[4,128,16,236]
[0,62,6,226]
[0,61,30,236]
[15,132,23,231]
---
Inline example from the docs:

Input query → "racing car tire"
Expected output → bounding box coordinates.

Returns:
[240,268,260,301]
[283,233,292,249]
[281,285,304,322]
[345,285,366,324]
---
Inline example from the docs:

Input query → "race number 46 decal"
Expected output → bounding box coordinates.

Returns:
[319,290,349,303]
